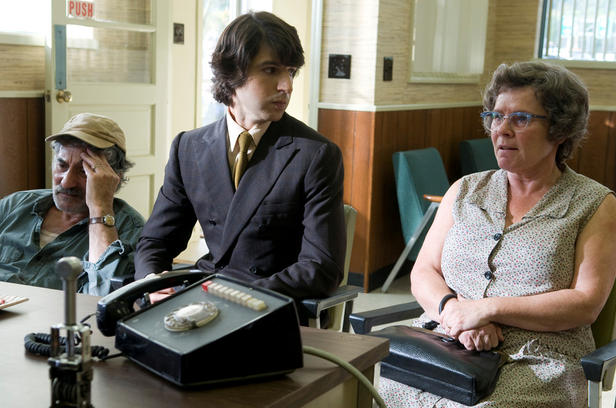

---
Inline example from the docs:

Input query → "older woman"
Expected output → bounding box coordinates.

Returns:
[380,61,616,407]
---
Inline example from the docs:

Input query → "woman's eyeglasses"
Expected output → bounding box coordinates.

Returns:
[480,111,547,131]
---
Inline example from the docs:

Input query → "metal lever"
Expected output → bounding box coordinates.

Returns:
[49,257,94,408]
[56,90,72,103]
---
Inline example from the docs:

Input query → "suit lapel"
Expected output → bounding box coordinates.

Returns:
[197,117,235,211]
[216,118,297,263]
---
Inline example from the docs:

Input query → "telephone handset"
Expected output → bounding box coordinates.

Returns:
[96,270,209,336]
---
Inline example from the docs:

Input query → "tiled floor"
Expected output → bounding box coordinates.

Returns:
[354,275,413,312]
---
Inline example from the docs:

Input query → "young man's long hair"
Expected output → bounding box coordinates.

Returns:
[210,11,304,106]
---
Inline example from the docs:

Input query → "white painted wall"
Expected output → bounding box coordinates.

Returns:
[170,0,198,146]
[273,0,312,123]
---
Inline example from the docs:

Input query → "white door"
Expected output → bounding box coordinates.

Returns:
[45,0,170,219]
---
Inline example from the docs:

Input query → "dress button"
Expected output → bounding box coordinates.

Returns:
[484,271,493,280]
[493,233,502,241]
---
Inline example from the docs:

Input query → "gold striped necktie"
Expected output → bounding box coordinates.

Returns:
[234,131,253,189]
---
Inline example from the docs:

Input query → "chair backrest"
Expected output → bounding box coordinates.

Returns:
[392,148,449,260]
[326,204,358,331]
[459,138,499,176]
[591,282,616,348]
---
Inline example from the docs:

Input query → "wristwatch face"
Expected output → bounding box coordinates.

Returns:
[90,214,115,226]
[102,214,115,226]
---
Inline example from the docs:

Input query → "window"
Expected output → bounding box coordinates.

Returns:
[539,0,616,67]
[199,0,272,126]
[0,0,96,48]
[409,0,488,83]
[0,0,48,45]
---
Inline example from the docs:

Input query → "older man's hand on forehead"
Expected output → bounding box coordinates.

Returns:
[81,148,120,216]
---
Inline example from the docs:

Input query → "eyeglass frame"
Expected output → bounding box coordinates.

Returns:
[480,111,548,131]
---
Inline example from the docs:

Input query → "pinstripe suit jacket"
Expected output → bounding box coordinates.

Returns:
[135,113,345,300]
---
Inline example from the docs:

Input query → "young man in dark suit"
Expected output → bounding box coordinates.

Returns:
[135,12,345,309]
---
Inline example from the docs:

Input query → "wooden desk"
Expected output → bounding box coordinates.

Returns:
[0,282,388,407]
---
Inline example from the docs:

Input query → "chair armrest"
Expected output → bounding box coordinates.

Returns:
[300,285,363,317]
[349,301,424,335]
[423,194,443,203]
[581,339,616,387]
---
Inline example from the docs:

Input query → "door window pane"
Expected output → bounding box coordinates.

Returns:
[67,25,152,83]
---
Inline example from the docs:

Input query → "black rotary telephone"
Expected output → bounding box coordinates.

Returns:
[95,271,304,387]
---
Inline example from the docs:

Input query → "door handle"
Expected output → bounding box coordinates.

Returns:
[56,90,72,103]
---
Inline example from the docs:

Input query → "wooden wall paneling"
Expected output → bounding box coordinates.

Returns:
[567,144,580,172]
[440,108,462,180]
[580,111,612,188]
[318,109,375,290]
[0,98,45,199]
[26,98,45,190]
[350,112,375,290]
[350,111,375,290]
[367,110,436,288]
[0,99,28,197]
[370,112,408,286]
[318,109,355,204]
[606,112,616,191]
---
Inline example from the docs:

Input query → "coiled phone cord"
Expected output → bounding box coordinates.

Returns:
[24,332,111,360]
[24,313,121,360]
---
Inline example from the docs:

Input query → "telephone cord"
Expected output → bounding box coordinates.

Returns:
[302,345,386,408]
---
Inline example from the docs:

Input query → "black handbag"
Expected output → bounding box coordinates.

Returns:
[371,325,507,406]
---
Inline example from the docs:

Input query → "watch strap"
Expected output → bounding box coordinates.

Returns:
[89,214,115,227]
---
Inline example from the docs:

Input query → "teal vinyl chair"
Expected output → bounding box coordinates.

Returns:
[381,148,450,293]
[459,137,499,175]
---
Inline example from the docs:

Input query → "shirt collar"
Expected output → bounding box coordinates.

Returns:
[467,167,574,219]
[32,192,55,218]
[226,109,270,149]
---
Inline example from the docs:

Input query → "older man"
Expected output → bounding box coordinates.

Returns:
[0,113,144,295]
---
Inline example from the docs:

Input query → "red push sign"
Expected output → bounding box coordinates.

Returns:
[68,1,94,19]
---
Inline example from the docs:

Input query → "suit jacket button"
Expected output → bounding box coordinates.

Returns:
[250,266,258,274]
[208,219,216,225]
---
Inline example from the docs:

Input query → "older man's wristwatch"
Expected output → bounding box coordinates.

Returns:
[89,214,115,227]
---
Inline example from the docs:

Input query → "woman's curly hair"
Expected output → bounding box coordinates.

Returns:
[483,61,589,169]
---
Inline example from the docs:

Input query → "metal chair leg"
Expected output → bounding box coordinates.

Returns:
[342,300,354,332]
[381,202,439,293]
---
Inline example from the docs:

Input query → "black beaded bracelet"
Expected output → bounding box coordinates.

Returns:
[438,293,457,315]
